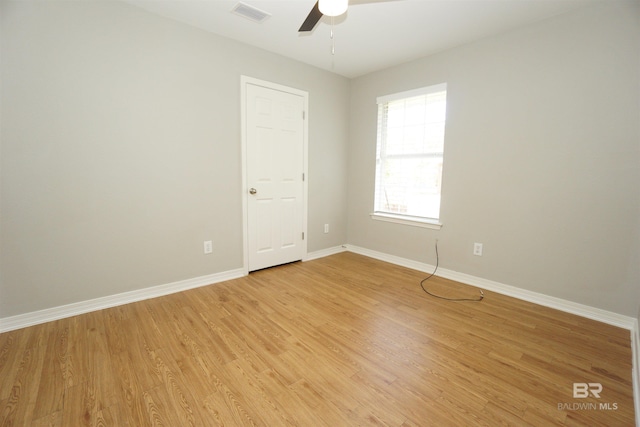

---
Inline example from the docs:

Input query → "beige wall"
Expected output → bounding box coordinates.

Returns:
[0,0,349,317]
[347,0,640,316]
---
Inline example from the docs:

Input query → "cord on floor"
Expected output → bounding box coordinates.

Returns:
[420,241,484,302]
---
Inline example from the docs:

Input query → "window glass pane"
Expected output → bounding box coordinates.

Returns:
[374,84,447,221]
[386,102,405,128]
[375,157,443,219]
[403,124,426,153]
[426,92,447,123]
[404,96,426,126]
[385,126,406,154]
[424,123,445,152]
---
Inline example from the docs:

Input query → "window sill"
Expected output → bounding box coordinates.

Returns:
[370,213,442,230]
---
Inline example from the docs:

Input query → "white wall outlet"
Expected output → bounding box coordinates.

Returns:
[473,242,483,256]
[204,240,213,254]
[324,224,329,234]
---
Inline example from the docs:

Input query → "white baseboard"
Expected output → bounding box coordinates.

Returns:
[305,245,348,261]
[0,268,245,333]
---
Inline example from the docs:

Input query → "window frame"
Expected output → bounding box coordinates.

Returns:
[371,83,447,230]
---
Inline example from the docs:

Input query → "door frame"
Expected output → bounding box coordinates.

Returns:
[240,75,309,274]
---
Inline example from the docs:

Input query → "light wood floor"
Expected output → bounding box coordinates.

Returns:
[0,252,635,426]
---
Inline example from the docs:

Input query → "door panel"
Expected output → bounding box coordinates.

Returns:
[246,83,305,271]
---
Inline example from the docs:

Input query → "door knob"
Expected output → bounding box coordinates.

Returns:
[249,188,257,195]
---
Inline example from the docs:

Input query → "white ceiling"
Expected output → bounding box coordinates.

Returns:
[124,0,600,78]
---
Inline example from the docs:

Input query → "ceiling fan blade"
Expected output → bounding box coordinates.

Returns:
[299,1,323,32]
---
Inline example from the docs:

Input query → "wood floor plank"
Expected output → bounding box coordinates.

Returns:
[0,343,46,426]
[30,410,63,427]
[0,252,635,426]
[108,351,149,427]
[32,322,68,420]
[145,348,202,427]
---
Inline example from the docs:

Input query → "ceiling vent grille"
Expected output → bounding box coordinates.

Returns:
[232,2,271,23]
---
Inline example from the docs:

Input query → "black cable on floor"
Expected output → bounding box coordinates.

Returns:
[420,241,484,302]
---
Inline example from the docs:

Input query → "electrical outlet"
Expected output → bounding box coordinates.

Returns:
[324,224,329,234]
[473,242,483,256]
[204,240,213,254]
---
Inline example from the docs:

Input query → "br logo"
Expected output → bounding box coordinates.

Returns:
[573,383,602,398]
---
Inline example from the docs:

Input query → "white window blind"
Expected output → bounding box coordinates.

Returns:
[374,83,447,223]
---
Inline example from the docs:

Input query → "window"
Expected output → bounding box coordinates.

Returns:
[372,83,447,229]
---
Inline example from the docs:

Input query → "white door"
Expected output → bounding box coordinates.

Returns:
[244,81,306,272]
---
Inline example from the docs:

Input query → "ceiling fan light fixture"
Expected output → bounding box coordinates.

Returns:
[318,0,348,17]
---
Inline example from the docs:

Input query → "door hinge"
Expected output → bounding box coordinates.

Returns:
[302,232,305,240]
[302,111,306,120]
[302,173,305,181]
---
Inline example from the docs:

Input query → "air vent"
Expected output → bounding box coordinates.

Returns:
[232,2,271,23]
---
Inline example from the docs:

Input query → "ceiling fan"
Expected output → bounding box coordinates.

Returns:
[299,0,397,32]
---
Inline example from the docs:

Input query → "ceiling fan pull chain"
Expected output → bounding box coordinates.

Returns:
[330,16,335,55]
